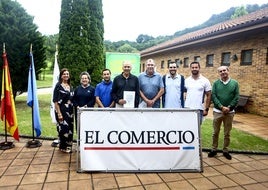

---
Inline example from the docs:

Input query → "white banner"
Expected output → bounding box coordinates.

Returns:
[77,108,202,172]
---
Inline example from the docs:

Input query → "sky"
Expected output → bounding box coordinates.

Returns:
[16,0,267,42]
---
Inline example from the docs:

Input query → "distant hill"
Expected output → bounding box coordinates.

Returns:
[104,3,268,53]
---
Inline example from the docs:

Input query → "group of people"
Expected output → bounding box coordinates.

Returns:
[52,68,113,153]
[52,59,239,160]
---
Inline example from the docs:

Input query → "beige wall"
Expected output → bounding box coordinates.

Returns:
[141,33,268,117]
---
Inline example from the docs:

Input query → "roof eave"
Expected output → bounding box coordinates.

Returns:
[141,18,268,57]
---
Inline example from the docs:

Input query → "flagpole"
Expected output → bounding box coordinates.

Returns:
[30,44,35,140]
[3,43,8,142]
[26,44,42,148]
[0,43,15,150]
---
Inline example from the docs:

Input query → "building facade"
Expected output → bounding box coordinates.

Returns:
[140,8,268,117]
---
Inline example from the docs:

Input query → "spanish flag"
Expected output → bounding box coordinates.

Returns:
[0,51,19,141]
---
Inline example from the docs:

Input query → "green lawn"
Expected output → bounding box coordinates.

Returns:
[14,94,57,139]
[37,73,53,88]
[201,119,268,152]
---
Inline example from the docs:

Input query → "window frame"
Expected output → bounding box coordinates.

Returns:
[183,57,189,68]
[206,54,214,67]
[160,60,165,69]
[240,49,253,66]
[194,56,200,62]
[221,52,231,66]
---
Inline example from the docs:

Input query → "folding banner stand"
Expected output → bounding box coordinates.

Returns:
[77,108,203,173]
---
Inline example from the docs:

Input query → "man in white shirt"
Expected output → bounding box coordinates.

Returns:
[184,61,211,124]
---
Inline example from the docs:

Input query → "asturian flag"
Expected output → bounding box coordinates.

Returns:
[0,51,20,141]
[27,52,41,137]
[50,50,59,123]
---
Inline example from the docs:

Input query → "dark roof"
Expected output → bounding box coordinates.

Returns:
[141,7,268,56]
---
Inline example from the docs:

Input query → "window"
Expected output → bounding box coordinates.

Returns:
[221,52,231,66]
[241,49,253,65]
[183,57,189,68]
[206,54,214,67]
[161,60,164,69]
[194,56,200,62]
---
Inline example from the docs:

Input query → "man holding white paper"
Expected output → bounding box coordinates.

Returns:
[111,60,140,108]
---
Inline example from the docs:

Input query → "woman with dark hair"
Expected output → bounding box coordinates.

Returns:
[53,68,74,153]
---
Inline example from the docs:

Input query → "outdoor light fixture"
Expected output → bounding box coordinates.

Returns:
[232,54,238,61]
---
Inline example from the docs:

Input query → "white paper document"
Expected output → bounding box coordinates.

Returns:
[123,91,135,108]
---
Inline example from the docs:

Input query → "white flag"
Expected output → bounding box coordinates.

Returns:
[50,50,60,123]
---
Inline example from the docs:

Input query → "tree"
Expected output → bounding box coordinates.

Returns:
[0,0,46,97]
[231,6,248,19]
[58,0,104,87]
[44,34,59,68]
[87,0,104,86]
[136,34,154,44]
[104,40,117,52]
[58,0,88,87]
[117,44,138,53]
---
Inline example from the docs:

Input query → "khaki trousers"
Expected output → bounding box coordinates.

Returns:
[212,112,235,152]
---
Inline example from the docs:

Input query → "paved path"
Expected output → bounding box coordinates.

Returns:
[0,137,267,189]
[206,111,268,140]
[20,87,53,96]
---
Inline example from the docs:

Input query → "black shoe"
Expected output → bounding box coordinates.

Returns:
[208,150,217,157]
[51,139,59,147]
[223,152,232,160]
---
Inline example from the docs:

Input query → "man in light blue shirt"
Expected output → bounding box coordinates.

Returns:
[139,59,164,108]
[162,62,185,108]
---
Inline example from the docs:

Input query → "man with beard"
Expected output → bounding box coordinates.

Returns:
[162,62,185,108]
[139,59,164,108]
[184,62,211,124]
[95,69,114,108]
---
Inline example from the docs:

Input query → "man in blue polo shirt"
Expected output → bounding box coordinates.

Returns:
[95,69,114,108]
[139,59,164,108]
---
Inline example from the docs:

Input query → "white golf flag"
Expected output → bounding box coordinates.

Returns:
[50,50,60,123]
